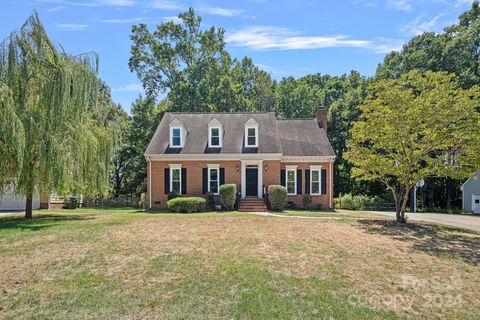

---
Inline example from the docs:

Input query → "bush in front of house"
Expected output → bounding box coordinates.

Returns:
[268,185,287,211]
[334,193,387,211]
[219,184,236,210]
[168,191,180,201]
[302,194,312,209]
[167,197,206,213]
[139,192,147,210]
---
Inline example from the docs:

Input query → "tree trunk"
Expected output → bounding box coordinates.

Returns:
[25,191,33,219]
[393,187,410,223]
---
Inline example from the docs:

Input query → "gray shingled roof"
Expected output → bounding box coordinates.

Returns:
[145,112,335,157]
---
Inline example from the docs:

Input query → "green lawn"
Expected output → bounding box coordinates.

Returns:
[0,208,479,319]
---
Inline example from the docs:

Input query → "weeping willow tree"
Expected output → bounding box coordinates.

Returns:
[0,12,116,219]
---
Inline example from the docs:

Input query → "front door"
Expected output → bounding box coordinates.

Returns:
[473,194,480,214]
[245,166,258,197]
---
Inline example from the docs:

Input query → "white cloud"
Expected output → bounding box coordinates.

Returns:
[387,0,412,11]
[112,84,144,92]
[398,14,444,36]
[148,0,181,10]
[56,23,89,31]
[226,26,371,50]
[38,0,135,7]
[226,26,403,54]
[198,6,245,17]
[162,16,183,23]
[455,0,474,7]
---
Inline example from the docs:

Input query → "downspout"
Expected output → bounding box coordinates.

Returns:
[148,157,152,209]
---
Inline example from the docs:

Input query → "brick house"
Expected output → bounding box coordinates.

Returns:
[145,108,335,211]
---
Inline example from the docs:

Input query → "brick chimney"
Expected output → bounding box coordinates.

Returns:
[315,107,328,133]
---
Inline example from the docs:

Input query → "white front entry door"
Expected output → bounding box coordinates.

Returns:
[473,194,480,214]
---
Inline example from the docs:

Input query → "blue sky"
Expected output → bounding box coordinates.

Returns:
[1,0,475,111]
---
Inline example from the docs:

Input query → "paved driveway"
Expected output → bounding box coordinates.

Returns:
[370,211,480,232]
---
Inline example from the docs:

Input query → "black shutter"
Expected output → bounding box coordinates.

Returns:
[305,169,310,194]
[164,168,170,194]
[297,169,302,195]
[280,170,286,187]
[321,169,327,195]
[181,168,187,195]
[220,168,225,185]
[202,168,208,194]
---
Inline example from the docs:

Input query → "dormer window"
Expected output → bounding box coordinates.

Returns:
[208,118,223,148]
[169,119,185,148]
[244,118,259,148]
[170,127,182,147]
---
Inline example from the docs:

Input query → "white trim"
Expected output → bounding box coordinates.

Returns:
[207,164,220,169]
[310,168,321,195]
[146,153,282,161]
[169,126,183,148]
[285,168,297,195]
[148,159,152,209]
[330,163,333,209]
[208,167,220,195]
[245,125,258,148]
[241,160,263,198]
[169,167,182,194]
[285,165,298,170]
[208,126,222,148]
[309,165,323,170]
[282,156,335,162]
[168,164,182,169]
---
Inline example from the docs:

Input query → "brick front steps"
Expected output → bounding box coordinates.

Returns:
[239,198,267,212]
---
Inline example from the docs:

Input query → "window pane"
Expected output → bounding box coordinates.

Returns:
[172,169,180,181]
[247,136,256,146]
[287,170,295,182]
[172,181,181,193]
[211,136,219,146]
[311,182,320,194]
[311,170,319,182]
[210,181,218,194]
[211,128,219,137]
[210,169,218,181]
[172,137,181,146]
[287,182,295,194]
[172,128,181,137]
[248,128,256,137]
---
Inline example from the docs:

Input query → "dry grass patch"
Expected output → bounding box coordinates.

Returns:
[0,209,479,319]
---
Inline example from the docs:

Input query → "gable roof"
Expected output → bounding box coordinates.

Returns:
[145,112,336,157]
[461,172,480,191]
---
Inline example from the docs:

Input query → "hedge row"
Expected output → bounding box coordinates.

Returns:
[167,197,206,213]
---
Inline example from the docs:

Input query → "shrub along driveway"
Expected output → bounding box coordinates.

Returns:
[0,208,479,319]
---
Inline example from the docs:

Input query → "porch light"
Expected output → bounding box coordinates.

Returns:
[264,164,268,171]
[236,164,239,172]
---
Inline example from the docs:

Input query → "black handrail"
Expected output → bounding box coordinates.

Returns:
[235,184,241,210]
[263,185,269,210]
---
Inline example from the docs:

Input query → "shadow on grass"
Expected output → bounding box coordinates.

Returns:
[357,220,480,266]
[0,214,96,232]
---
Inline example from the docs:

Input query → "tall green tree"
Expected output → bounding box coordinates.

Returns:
[346,71,480,222]
[129,8,275,113]
[0,13,117,218]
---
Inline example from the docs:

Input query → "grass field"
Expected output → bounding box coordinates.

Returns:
[0,208,479,319]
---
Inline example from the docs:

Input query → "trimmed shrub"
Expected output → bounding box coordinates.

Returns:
[139,192,147,210]
[335,193,388,211]
[168,191,180,201]
[167,197,206,213]
[268,185,287,211]
[302,194,312,209]
[219,184,236,210]
[205,192,216,210]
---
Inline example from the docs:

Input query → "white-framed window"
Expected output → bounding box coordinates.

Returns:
[209,126,222,148]
[245,126,258,147]
[310,169,321,195]
[170,168,181,194]
[170,127,182,148]
[286,168,296,195]
[208,167,219,195]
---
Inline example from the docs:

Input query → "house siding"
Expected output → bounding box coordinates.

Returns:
[148,159,333,210]
[462,173,480,212]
